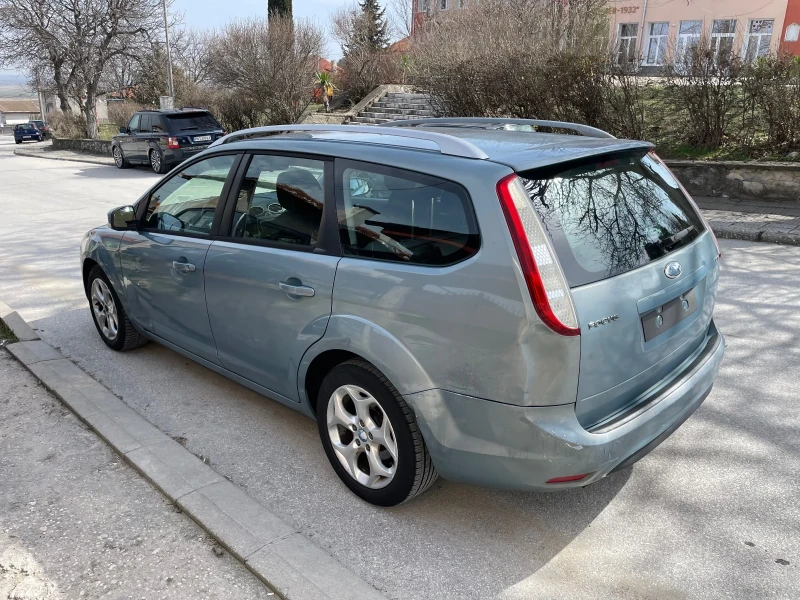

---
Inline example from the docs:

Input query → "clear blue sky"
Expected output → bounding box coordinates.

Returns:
[1,0,368,80]
[173,0,354,58]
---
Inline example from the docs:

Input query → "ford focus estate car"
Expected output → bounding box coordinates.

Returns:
[81,119,725,506]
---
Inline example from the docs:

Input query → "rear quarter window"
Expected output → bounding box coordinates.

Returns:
[336,162,480,266]
[519,151,705,287]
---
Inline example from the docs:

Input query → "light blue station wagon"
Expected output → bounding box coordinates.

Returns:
[81,119,725,506]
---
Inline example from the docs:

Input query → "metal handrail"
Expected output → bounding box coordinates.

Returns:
[209,124,490,159]
[379,118,616,139]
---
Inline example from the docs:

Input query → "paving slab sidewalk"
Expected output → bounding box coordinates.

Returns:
[0,301,388,600]
[695,196,800,246]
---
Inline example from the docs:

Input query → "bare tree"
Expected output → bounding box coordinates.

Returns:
[173,29,215,85]
[0,0,171,138]
[208,16,323,125]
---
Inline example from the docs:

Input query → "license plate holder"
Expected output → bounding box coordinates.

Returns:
[193,135,212,143]
[641,288,698,342]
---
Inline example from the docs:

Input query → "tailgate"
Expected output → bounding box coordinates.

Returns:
[518,150,721,427]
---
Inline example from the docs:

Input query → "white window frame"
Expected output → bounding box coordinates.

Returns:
[742,19,774,62]
[711,19,737,67]
[643,22,669,66]
[417,0,429,12]
[615,23,639,66]
[676,20,702,74]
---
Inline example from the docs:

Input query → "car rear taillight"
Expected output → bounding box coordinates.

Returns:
[496,174,580,337]
[167,137,180,150]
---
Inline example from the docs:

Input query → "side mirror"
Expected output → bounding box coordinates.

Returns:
[119,126,128,134]
[108,206,137,231]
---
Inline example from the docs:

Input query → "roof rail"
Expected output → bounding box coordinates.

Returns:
[380,118,616,140]
[209,124,489,159]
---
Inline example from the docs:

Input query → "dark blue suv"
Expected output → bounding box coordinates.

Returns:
[14,123,43,144]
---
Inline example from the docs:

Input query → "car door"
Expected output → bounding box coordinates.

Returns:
[137,114,153,161]
[119,153,241,364]
[122,114,142,162]
[204,152,340,402]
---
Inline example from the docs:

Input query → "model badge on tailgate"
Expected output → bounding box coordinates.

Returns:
[588,314,619,329]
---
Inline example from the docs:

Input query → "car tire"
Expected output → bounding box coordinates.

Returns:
[15,139,21,145]
[112,145,130,169]
[149,148,168,174]
[316,359,438,506]
[87,266,148,352]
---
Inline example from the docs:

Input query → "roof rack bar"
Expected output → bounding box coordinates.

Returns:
[380,118,616,140]
[210,124,490,159]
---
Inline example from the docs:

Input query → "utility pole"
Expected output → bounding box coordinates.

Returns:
[162,0,175,101]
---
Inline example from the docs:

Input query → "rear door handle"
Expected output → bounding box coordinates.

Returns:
[172,260,196,274]
[279,281,315,297]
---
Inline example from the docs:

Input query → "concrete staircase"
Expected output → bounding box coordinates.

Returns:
[349,92,436,125]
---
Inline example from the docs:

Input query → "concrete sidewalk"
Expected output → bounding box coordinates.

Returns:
[695,197,800,246]
[0,352,277,600]
[14,144,114,166]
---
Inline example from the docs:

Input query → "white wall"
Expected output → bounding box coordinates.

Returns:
[0,112,37,126]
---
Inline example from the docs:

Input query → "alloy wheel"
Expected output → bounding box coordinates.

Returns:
[150,150,161,172]
[113,147,123,167]
[90,279,119,341]
[326,385,398,489]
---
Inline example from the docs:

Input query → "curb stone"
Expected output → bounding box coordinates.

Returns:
[0,302,388,600]
[712,224,800,246]
[14,147,114,166]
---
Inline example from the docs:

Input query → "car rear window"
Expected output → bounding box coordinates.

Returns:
[165,112,221,132]
[518,151,704,288]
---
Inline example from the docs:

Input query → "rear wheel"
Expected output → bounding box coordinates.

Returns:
[112,145,129,169]
[15,139,21,145]
[149,148,168,174]
[87,266,148,352]
[316,360,438,506]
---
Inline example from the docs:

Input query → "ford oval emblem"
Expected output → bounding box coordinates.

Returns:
[664,261,682,279]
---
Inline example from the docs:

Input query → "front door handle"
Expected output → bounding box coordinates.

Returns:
[172,260,196,274]
[279,281,315,298]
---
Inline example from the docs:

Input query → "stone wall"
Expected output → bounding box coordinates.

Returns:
[665,160,800,202]
[52,138,112,156]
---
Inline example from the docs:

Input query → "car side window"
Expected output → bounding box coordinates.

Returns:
[128,114,140,133]
[144,155,237,236]
[230,154,326,248]
[152,116,164,132]
[336,163,480,266]
[140,114,152,133]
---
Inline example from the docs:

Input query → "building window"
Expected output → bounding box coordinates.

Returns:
[743,19,774,62]
[644,22,669,65]
[438,0,448,9]
[417,0,429,12]
[786,22,800,43]
[711,19,737,67]
[616,23,639,66]
[676,20,702,72]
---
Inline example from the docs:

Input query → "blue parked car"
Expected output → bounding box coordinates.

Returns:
[81,119,725,506]
[14,122,43,144]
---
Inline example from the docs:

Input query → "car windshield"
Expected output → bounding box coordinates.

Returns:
[519,150,705,287]
[165,112,221,132]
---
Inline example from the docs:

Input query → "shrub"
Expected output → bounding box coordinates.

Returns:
[107,101,144,129]
[47,111,87,139]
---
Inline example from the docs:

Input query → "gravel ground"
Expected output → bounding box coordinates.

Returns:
[0,351,275,600]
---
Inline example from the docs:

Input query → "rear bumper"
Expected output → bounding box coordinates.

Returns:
[404,321,725,491]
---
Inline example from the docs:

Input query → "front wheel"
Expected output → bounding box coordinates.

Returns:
[317,360,438,506]
[149,148,168,174]
[87,266,148,351]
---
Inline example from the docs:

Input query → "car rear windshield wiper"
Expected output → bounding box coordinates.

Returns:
[657,225,696,251]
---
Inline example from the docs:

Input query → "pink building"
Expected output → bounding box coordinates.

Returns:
[411,0,800,69]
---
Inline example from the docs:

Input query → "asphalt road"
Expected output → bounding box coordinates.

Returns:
[1,136,797,599]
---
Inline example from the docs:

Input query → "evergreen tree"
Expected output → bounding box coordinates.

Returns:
[358,0,389,50]
[268,0,292,21]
